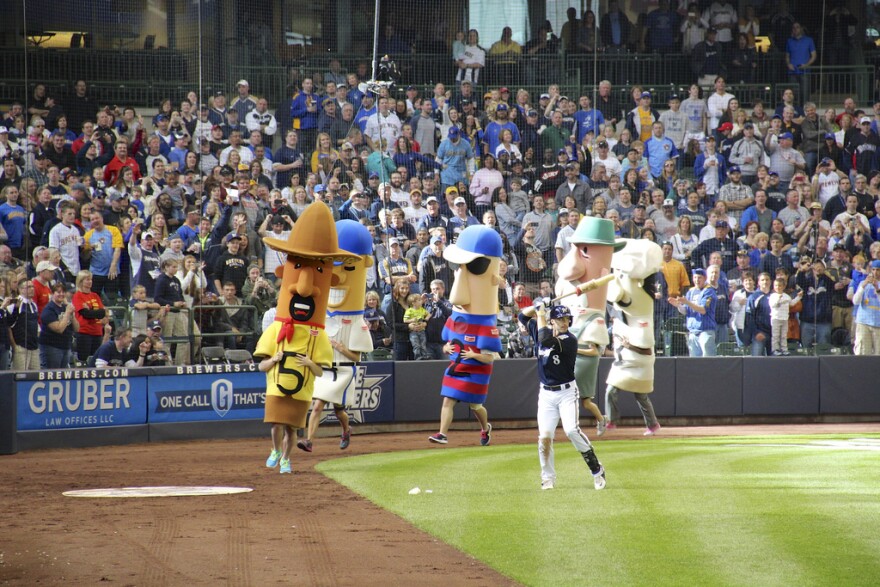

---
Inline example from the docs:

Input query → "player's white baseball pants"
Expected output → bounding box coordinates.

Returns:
[537,381,593,483]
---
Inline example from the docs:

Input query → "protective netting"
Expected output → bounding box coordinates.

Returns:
[0,1,874,363]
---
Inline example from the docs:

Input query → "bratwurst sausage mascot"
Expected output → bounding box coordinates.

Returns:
[256,202,361,474]
[298,220,374,453]
[604,238,664,436]
[428,226,503,446]
[555,217,625,436]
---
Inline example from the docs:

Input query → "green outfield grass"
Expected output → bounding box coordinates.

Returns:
[317,435,880,586]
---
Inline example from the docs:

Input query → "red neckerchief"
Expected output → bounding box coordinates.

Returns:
[275,317,325,343]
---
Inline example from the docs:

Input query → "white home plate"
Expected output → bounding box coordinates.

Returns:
[63,486,253,498]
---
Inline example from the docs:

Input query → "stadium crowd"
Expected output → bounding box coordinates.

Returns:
[0,3,878,369]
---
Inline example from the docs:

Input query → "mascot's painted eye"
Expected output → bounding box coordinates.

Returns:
[344,266,355,272]
[316,266,324,273]
[294,263,302,269]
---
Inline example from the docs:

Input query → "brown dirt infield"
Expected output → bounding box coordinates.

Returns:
[2,423,879,586]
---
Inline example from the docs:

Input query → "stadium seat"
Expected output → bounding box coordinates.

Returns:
[370,349,392,361]
[811,343,838,356]
[224,349,253,364]
[716,342,741,356]
[201,347,225,365]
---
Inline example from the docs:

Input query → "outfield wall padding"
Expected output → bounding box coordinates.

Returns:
[18,425,149,451]
[5,357,880,452]
[819,356,880,414]
[743,357,820,415]
[675,358,743,416]
[0,373,17,454]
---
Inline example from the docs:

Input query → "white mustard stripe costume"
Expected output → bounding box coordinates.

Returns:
[313,314,374,406]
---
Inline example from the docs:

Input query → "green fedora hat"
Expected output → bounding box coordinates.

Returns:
[569,216,627,252]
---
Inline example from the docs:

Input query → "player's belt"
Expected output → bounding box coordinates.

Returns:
[332,362,357,367]
[542,381,575,392]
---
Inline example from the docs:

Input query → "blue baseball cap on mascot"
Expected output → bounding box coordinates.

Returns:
[444,225,503,264]
[334,219,372,264]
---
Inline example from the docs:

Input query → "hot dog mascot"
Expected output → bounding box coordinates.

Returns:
[428,225,503,446]
[257,202,360,474]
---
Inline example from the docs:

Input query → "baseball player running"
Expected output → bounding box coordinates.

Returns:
[519,302,606,491]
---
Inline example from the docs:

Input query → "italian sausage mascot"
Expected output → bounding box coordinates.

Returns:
[298,219,374,453]
[257,202,361,474]
[555,217,626,436]
[605,238,664,436]
[428,226,503,446]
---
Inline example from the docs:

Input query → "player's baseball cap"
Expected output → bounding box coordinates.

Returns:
[549,305,573,320]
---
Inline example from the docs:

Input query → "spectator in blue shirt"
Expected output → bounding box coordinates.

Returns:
[670,267,718,356]
[785,22,817,102]
[436,127,474,192]
[645,0,679,54]
[644,121,679,179]
[0,185,27,256]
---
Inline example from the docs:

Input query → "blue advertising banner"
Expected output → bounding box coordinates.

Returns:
[147,367,266,423]
[17,370,148,431]
[315,361,395,425]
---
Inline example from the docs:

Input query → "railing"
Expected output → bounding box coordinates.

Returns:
[186,303,260,364]
[4,47,872,108]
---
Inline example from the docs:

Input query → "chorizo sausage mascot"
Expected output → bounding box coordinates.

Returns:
[428,225,503,446]
[555,217,626,436]
[256,202,360,474]
[299,219,374,453]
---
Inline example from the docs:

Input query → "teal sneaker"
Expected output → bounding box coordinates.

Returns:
[279,458,292,474]
[266,449,282,468]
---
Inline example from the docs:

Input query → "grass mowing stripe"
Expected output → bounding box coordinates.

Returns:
[317,435,880,586]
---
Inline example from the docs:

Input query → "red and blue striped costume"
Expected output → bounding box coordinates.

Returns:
[440,311,501,404]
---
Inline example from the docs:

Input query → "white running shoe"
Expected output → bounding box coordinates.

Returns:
[593,466,606,490]
[541,479,555,490]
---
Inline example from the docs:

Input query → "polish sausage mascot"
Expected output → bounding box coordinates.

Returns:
[428,226,503,446]
[256,202,361,474]
[604,239,664,436]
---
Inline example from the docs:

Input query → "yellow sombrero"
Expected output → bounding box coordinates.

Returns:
[263,201,361,263]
